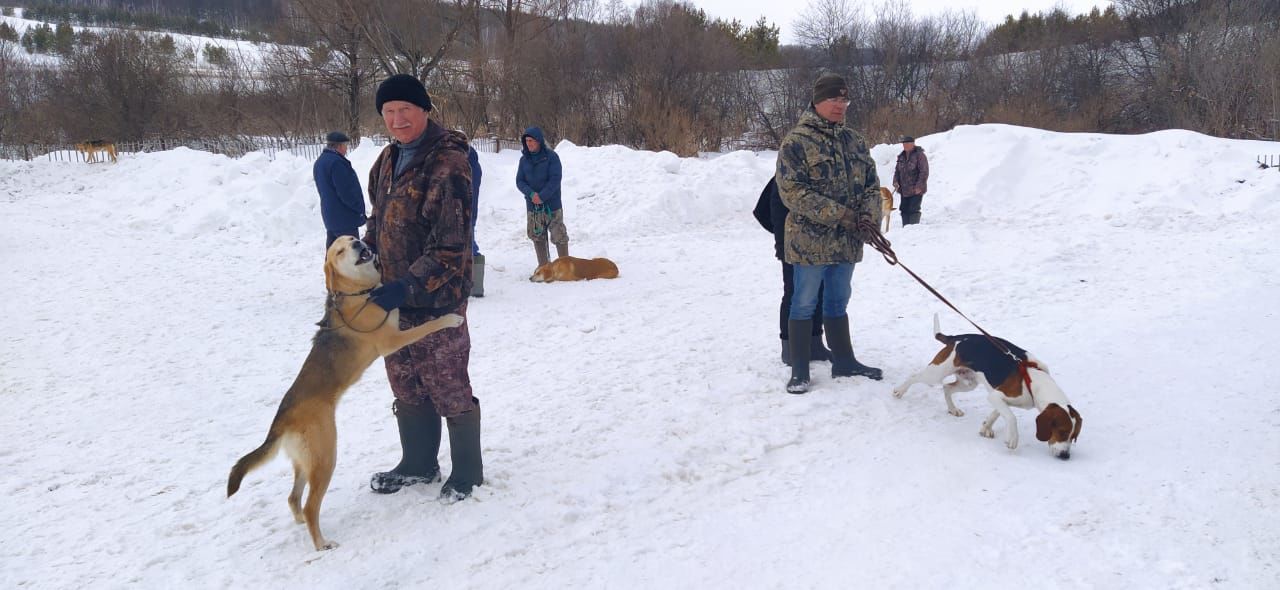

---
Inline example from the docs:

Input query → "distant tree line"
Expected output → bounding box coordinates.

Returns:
[1,0,1277,153]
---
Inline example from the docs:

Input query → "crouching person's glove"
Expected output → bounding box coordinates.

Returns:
[369,279,409,311]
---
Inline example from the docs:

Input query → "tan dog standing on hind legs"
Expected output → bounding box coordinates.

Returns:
[892,314,1082,459]
[226,236,464,551]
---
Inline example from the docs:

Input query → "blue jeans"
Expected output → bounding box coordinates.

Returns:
[789,263,854,320]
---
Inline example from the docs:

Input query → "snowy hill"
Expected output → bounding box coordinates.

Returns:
[2,125,1278,588]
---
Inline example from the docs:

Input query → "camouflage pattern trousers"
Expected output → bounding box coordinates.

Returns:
[382,301,475,418]
[526,207,569,245]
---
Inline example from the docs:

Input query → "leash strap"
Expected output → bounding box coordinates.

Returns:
[856,219,1035,395]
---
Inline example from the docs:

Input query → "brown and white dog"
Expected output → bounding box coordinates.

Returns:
[892,314,1082,459]
[529,256,619,283]
[879,187,895,233]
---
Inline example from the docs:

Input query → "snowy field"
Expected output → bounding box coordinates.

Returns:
[2,124,1278,588]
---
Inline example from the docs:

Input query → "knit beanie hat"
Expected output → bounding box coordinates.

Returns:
[375,74,433,114]
[812,73,849,104]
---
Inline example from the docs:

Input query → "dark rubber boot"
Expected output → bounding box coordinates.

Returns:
[825,315,883,380]
[781,338,791,366]
[470,253,485,298]
[440,398,484,502]
[786,319,812,393]
[370,400,442,494]
[810,333,832,362]
[533,239,550,267]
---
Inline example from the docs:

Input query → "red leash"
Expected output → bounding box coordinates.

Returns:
[856,219,1035,395]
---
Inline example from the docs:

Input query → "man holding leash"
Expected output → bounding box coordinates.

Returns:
[893,135,929,225]
[314,131,366,248]
[775,72,884,394]
[363,74,483,502]
[516,126,570,269]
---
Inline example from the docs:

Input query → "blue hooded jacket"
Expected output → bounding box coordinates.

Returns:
[314,147,366,232]
[468,145,482,255]
[515,127,563,212]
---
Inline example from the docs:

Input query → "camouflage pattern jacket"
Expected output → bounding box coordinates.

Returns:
[776,107,883,265]
[364,123,474,315]
[893,146,929,197]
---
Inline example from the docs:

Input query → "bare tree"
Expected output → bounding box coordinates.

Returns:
[285,0,378,139]
[54,31,188,141]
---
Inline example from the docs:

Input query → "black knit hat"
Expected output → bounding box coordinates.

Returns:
[375,74,432,114]
[812,73,849,104]
[326,131,350,143]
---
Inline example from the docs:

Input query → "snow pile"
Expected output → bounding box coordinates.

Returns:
[2,125,1278,588]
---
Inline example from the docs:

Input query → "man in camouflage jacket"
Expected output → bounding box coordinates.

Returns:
[893,135,929,225]
[363,74,482,502]
[775,72,883,394]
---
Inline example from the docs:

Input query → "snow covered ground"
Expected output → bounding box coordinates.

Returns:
[2,124,1278,588]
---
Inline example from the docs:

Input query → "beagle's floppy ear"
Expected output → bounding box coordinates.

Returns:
[1036,403,1066,442]
[1068,405,1083,442]
[323,256,336,291]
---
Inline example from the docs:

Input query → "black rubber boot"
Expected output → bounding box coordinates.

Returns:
[371,400,442,494]
[809,333,833,362]
[470,253,485,298]
[786,319,812,393]
[780,338,791,366]
[825,315,883,380]
[440,398,484,503]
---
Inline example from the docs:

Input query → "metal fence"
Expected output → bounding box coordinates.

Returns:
[0,133,521,162]
[0,135,332,163]
[1259,155,1280,169]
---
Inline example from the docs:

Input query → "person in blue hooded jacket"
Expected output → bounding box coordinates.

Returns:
[468,145,485,297]
[515,126,570,268]
[314,131,366,248]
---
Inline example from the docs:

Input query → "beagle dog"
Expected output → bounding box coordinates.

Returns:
[892,314,1082,459]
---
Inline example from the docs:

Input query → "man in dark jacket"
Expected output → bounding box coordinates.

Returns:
[515,126,569,268]
[776,73,884,394]
[313,131,366,248]
[363,74,481,502]
[892,135,929,225]
[468,145,485,297]
[752,178,833,366]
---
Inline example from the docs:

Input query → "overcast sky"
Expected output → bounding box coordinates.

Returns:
[677,0,1115,44]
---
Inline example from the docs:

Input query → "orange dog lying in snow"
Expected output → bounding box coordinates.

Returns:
[529,256,619,282]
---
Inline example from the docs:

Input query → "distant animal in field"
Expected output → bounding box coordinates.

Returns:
[879,187,895,233]
[76,140,117,164]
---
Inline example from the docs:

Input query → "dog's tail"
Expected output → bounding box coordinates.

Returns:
[933,313,959,345]
[227,432,281,497]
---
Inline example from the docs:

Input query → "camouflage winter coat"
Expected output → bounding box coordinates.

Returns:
[776,107,883,265]
[364,122,474,315]
[893,146,929,197]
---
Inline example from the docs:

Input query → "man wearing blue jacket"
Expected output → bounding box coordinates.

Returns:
[515,126,569,267]
[314,131,366,248]
[468,145,485,297]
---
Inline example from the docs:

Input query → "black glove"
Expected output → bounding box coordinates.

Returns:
[855,213,877,241]
[369,279,409,311]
